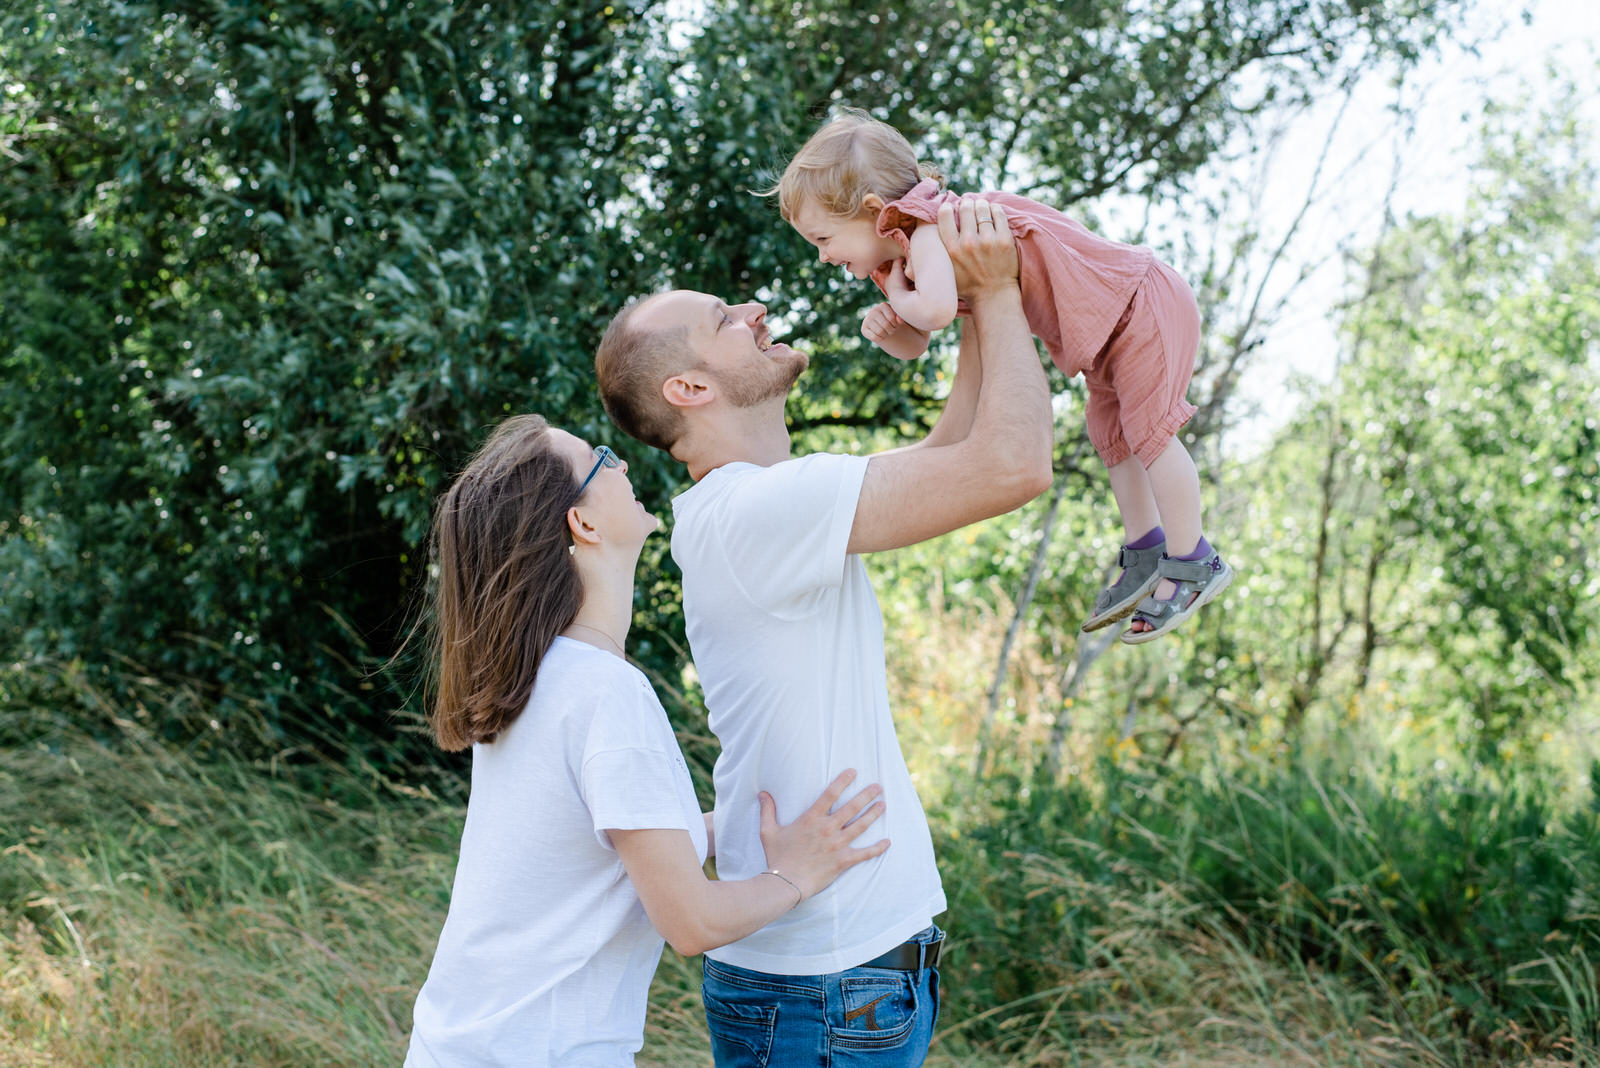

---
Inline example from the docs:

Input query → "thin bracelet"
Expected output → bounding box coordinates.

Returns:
[762,869,803,909]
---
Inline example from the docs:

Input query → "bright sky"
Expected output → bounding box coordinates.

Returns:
[1221,0,1600,451]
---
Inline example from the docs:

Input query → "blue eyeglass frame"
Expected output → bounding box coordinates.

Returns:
[576,445,621,495]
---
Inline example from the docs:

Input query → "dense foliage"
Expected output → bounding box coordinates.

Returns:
[1,0,1473,759]
[5,6,1598,1061]
[1221,87,1600,757]
[937,756,1600,1059]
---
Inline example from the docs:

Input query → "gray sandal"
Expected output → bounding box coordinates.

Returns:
[1081,541,1166,632]
[1120,553,1234,645]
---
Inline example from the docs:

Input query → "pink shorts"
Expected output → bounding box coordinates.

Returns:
[1081,260,1200,469]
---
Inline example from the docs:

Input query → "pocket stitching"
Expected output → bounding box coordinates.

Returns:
[702,986,778,1064]
[830,973,919,1048]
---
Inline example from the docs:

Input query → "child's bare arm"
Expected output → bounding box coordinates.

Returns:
[882,226,958,332]
[861,302,932,360]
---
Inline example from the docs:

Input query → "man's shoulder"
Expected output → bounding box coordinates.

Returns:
[672,453,868,556]
[682,453,864,502]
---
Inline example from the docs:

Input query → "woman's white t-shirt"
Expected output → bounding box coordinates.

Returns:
[405,637,707,1067]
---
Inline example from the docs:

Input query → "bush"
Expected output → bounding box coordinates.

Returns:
[0,0,685,758]
[934,756,1600,1061]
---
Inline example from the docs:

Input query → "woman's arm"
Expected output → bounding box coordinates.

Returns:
[609,771,887,957]
[882,225,958,333]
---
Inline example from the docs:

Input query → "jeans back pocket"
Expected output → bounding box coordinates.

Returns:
[829,972,917,1050]
[701,985,778,1067]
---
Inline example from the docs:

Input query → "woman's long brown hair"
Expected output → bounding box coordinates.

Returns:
[425,414,583,751]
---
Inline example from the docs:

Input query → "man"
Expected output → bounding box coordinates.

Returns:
[594,199,1052,1065]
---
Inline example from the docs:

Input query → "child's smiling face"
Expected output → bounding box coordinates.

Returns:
[791,196,905,281]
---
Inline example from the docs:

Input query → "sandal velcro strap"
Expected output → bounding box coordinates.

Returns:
[1083,541,1168,632]
[1156,555,1218,584]
[1118,543,1165,570]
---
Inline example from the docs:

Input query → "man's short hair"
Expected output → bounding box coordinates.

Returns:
[594,295,693,454]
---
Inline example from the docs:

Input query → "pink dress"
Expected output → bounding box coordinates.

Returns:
[871,179,1200,469]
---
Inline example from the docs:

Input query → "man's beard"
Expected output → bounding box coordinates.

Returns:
[707,350,808,409]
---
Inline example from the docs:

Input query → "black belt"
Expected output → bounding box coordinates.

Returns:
[860,932,944,971]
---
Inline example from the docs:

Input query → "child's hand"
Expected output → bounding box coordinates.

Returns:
[861,302,932,361]
[861,302,906,344]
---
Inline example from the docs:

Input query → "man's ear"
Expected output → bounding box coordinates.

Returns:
[663,371,715,410]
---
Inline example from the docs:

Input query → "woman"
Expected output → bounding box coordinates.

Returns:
[404,415,888,1067]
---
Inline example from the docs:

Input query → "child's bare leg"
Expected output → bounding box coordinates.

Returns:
[1105,455,1161,546]
[1081,454,1167,632]
[1136,436,1204,612]
[1119,434,1230,643]
[1147,437,1202,564]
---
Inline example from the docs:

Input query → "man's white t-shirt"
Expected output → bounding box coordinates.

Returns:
[405,637,707,1068]
[671,452,946,975]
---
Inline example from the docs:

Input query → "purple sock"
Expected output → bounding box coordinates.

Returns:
[1126,526,1165,551]
[1176,535,1214,562]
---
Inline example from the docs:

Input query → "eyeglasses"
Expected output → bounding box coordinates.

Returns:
[576,445,622,496]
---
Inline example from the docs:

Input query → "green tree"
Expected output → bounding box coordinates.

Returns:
[0,0,1477,759]
[1234,80,1600,753]
[0,0,672,751]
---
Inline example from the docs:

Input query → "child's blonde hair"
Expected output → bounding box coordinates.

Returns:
[769,108,942,222]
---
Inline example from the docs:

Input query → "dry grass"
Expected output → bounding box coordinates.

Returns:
[5,644,1596,1067]
[0,723,450,1067]
[2,730,1583,1067]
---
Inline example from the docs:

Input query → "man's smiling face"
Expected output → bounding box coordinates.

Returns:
[637,291,808,408]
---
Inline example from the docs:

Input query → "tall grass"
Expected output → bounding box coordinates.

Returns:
[928,757,1600,1066]
[0,669,459,1067]
[5,660,1597,1067]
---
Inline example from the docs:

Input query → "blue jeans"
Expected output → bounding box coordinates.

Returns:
[700,926,942,1067]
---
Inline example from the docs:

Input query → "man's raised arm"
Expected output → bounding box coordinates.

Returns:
[847,198,1054,555]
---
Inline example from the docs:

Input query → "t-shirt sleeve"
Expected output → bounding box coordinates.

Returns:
[582,748,695,849]
[712,453,868,612]
[579,673,697,850]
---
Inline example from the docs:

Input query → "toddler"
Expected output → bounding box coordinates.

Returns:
[771,109,1231,643]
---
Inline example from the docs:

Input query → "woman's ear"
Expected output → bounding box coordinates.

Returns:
[860,193,886,216]
[567,506,601,548]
